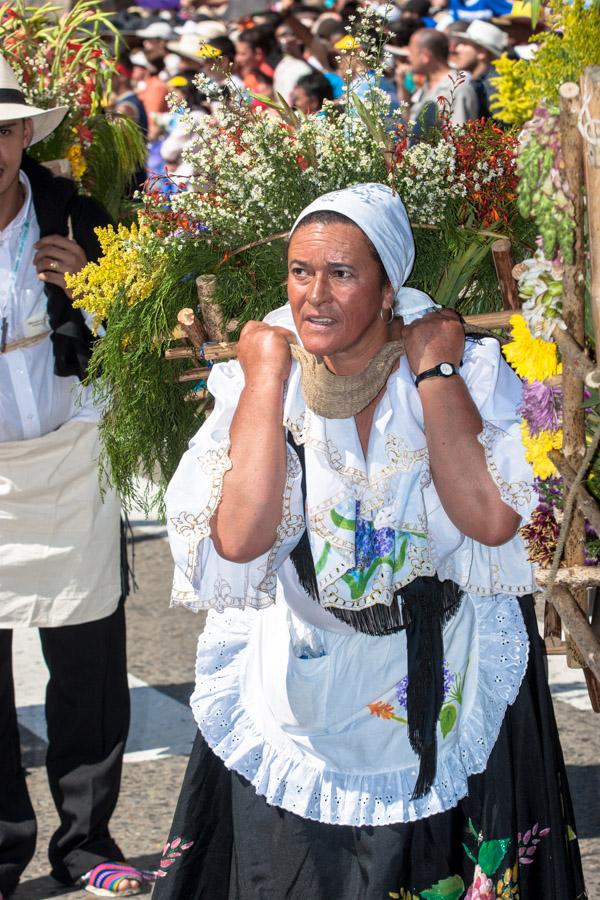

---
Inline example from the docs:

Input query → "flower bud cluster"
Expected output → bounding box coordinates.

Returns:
[517,108,576,264]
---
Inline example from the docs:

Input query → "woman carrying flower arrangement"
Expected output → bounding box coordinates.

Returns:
[156,183,587,899]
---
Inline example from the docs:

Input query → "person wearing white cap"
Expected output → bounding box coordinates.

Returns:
[153,182,586,899]
[133,20,174,137]
[0,56,142,898]
[452,20,508,119]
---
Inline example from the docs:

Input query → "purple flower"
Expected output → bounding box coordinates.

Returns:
[354,502,395,569]
[442,659,455,698]
[534,475,563,511]
[519,380,562,436]
[396,675,408,708]
[372,527,395,557]
[395,661,455,709]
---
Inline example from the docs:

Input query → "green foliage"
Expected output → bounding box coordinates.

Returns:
[79,82,534,513]
[478,838,511,876]
[87,239,218,515]
[83,114,147,221]
[420,875,465,900]
[439,704,457,739]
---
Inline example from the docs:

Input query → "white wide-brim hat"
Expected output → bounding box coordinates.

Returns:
[0,56,67,145]
[167,22,228,59]
[456,20,508,57]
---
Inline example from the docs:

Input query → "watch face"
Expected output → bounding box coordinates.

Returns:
[440,362,453,376]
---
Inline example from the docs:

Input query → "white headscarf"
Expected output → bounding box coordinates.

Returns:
[291,183,439,323]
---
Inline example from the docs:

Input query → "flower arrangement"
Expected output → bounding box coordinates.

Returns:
[503,313,600,565]
[445,118,519,229]
[491,0,600,126]
[67,68,532,513]
[0,0,146,219]
[68,223,168,330]
[512,253,565,341]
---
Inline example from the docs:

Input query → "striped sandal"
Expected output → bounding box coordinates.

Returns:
[81,862,144,896]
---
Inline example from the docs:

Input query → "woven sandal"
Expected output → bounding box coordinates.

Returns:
[81,862,143,896]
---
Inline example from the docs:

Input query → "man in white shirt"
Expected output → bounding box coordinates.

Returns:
[408,28,479,130]
[0,57,140,897]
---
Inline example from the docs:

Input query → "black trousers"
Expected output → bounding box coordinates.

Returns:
[0,600,130,896]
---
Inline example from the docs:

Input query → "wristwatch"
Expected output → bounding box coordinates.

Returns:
[414,362,459,388]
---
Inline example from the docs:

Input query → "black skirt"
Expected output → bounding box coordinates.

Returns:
[152,597,587,900]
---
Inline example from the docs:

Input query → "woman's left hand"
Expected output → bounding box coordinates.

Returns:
[34,235,88,300]
[402,308,464,377]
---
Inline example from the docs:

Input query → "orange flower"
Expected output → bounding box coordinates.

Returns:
[368,701,395,720]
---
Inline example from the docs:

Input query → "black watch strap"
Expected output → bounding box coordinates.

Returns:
[414,361,459,388]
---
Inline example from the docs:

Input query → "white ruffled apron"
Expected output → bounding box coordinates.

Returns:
[0,420,122,627]
[191,581,529,827]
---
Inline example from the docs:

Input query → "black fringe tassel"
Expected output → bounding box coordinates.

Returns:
[398,577,463,799]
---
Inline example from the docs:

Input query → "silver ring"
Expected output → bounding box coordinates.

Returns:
[49,259,59,271]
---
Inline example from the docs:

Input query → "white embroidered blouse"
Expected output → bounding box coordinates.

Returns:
[166,303,539,827]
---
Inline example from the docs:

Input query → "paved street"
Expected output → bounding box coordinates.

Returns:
[11,527,600,900]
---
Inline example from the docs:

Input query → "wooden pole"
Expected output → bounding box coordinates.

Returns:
[196,275,226,342]
[549,451,600,536]
[177,308,207,350]
[559,81,589,669]
[177,368,212,383]
[577,67,600,707]
[550,325,594,381]
[198,311,515,363]
[549,586,600,683]
[491,240,520,310]
[165,347,197,360]
[466,311,513,329]
[580,68,600,357]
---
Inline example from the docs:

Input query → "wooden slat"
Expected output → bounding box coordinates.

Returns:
[177,368,212,383]
[548,451,600,536]
[492,239,520,310]
[165,347,197,360]
[549,585,600,682]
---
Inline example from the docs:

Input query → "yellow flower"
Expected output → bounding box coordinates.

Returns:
[66,222,164,329]
[502,315,562,383]
[492,0,600,126]
[66,143,87,181]
[490,55,535,125]
[521,421,563,479]
[334,34,360,51]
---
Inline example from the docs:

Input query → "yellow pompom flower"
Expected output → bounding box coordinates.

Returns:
[502,314,562,383]
[66,143,87,181]
[491,0,600,126]
[521,421,563,479]
[490,55,535,125]
[66,222,164,330]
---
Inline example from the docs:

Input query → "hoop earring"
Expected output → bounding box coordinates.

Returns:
[380,305,394,325]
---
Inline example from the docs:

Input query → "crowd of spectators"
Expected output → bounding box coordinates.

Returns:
[105,0,541,186]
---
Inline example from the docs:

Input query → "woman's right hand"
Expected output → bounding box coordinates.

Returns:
[237,321,297,386]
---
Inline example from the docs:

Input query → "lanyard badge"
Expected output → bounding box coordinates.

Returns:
[0,219,31,355]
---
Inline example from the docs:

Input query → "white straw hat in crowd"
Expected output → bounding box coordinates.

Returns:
[167,24,228,60]
[457,20,509,57]
[129,50,157,72]
[384,42,411,58]
[174,19,201,36]
[135,21,174,40]
[0,55,67,145]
